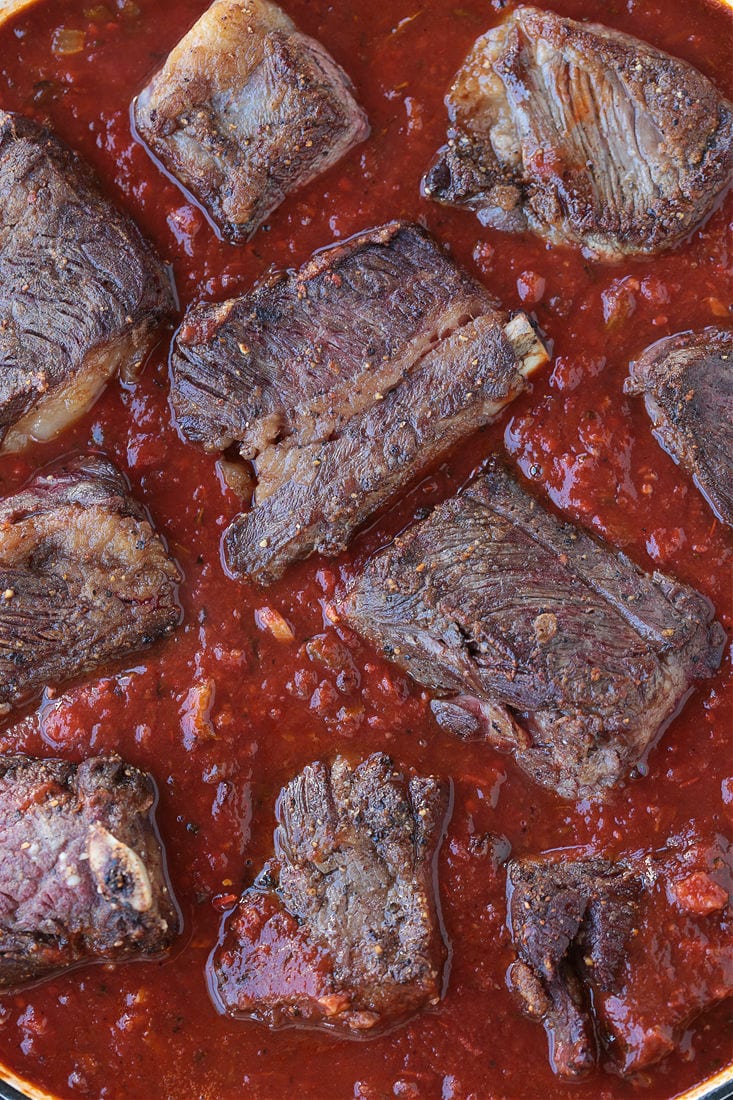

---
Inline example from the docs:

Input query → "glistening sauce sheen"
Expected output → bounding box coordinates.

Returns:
[0,0,731,1097]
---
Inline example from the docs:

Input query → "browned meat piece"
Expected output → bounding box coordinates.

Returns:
[0,753,178,991]
[625,327,733,527]
[507,857,639,1077]
[0,456,181,717]
[210,753,450,1033]
[337,463,725,799]
[422,7,733,261]
[170,222,548,584]
[0,110,174,453]
[507,835,733,1076]
[134,0,368,243]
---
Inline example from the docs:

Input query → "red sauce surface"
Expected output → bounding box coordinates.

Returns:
[0,0,732,1097]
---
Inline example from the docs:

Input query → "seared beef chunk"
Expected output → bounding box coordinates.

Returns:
[210,753,450,1032]
[0,754,178,991]
[0,456,181,716]
[171,222,547,584]
[626,327,733,527]
[507,835,733,1076]
[422,7,733,261]
[337,463,725,799]
[507,857,640,1077]
[0,110,174,452]
[134,0,368,243]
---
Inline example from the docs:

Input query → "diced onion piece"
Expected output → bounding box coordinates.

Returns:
[83,5,112,20]
[705,297,730,319]
[52,28,86,55]
[180,679,216,747]
[256,606,295,643]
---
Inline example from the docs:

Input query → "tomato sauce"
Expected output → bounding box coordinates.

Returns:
[0,0,731,1097]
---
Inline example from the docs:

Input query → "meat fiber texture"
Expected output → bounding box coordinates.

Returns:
[210,753,450,1034]
[170,221,548,584]
[134,0,369,242]
[337,462,725,800]
[626,326,733,527]
[0,753,178,991]
[0,455,181,717]
[422,6,733,261]
[0,110,174,453]
[507,834,733,1077]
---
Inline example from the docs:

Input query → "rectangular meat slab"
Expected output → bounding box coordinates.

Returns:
[507,834,733,1076]
[170,221,548,584]
[0,753,178,991]
[625,326,733,528]
[422,6,733,260]
[0,110,174,452]
[0,455,181,717]
[134,0,368,242]
[210,753,449,1033]
[337,462,725,798]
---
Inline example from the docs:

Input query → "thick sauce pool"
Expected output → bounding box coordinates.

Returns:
[0,1,732,1098]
